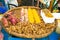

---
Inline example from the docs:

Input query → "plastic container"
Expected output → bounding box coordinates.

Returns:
[56,19,60,34]
[0,32,4,40]
[0,22,4,40]
[52,13,60,19]
[52,13,60,34]
[0,14,4,40]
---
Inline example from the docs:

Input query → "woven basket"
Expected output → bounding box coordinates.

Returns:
[2,6,56,39]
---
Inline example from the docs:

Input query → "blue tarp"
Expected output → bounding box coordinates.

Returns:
[0,6,7,13]
[2,30,60,40]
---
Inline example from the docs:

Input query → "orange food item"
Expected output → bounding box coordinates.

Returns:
[2,17,8,27]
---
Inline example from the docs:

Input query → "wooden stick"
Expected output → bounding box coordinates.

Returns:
[32,0,34,6]
[48,0,54,12]
[37,0,39,7]
[17,0,21,6]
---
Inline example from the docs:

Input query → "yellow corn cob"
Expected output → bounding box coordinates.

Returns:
[28,8,34,23]
[32,9,41,23]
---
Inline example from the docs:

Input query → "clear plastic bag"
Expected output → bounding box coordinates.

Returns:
[0,32,4,40]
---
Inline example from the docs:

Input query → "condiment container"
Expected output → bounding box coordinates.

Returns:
[56,19,60,34]
[52,13,60,34]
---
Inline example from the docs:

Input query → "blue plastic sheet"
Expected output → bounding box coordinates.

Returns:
[2,29,60,40]
[0,6,8,13]
[0,7,6,13]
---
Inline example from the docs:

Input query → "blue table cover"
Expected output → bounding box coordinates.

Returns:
[2,29,60,40]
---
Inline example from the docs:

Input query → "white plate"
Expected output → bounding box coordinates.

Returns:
[40,10,55,23]
[52,13,60,19]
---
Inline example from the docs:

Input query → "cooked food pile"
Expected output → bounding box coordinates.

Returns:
[2,7,56,38]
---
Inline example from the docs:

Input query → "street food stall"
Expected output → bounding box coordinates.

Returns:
[0,0,60,40]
